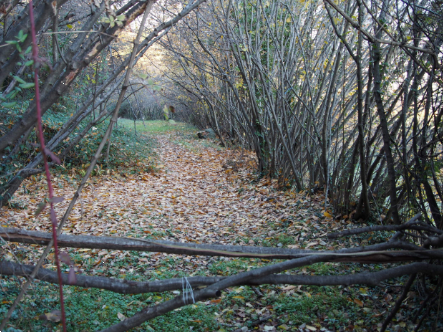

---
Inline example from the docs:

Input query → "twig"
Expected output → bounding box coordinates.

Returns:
[381,274,416,332]
[252,286,263,297]
[414,294,439,332]
[327,214,429,239]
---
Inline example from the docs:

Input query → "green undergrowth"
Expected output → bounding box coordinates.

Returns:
[3,246,437,332]
[57,119,157,176]
[119,118,224,154]
[118,118,196,135]
[1,112,158,183]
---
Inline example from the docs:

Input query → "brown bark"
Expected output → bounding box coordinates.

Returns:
[2,260,442,294]
[1,227,441,262]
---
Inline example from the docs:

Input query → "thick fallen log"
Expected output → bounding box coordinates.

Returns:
[1,227,442,262]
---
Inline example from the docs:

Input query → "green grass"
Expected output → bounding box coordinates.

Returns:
[118,119,196,134]
[0,278,221,332]
[1,254,441,331]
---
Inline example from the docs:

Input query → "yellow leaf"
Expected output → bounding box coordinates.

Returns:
[305,242,318,249]
[282,285,296,291]
[354,298,364,307]
[324,211,332,218]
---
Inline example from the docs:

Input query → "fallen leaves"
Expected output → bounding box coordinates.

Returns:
[0,131,379,331]
[354,298,364,307]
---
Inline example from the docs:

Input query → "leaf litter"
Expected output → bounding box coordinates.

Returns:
[1,131,406,331]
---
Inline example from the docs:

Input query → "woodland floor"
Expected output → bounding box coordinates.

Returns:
[0,122,429,332]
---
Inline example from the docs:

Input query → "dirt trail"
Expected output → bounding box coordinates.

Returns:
[1,132,337,267]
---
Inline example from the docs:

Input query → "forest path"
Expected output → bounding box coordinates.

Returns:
[1,130,339,271]
[132,132,333,248]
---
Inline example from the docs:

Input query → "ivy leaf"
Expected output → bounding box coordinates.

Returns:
[6,90,18,99]
[17,30,27,42]
[13,75,26,84]
[2,101,17,108]
[19,82,35,89]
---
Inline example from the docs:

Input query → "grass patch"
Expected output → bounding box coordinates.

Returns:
[118,119,196,134]
[0,278,221,332]
[1,255,441,331]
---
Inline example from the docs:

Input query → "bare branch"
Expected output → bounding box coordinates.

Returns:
[1,228,442,262]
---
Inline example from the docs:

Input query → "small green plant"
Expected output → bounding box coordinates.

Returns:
[0,30,37,108]
[101,14,126,28]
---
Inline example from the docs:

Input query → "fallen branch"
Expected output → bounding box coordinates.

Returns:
[327,213,443,239]
[2,260,443,294]
[3,227,441,262]
[95,253,443,332]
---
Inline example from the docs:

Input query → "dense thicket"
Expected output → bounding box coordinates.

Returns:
[1,0,443,331]
[159,0,443,227]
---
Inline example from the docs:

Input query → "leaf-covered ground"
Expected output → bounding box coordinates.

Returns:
[0,123,429,331]
[2,130,347,258]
